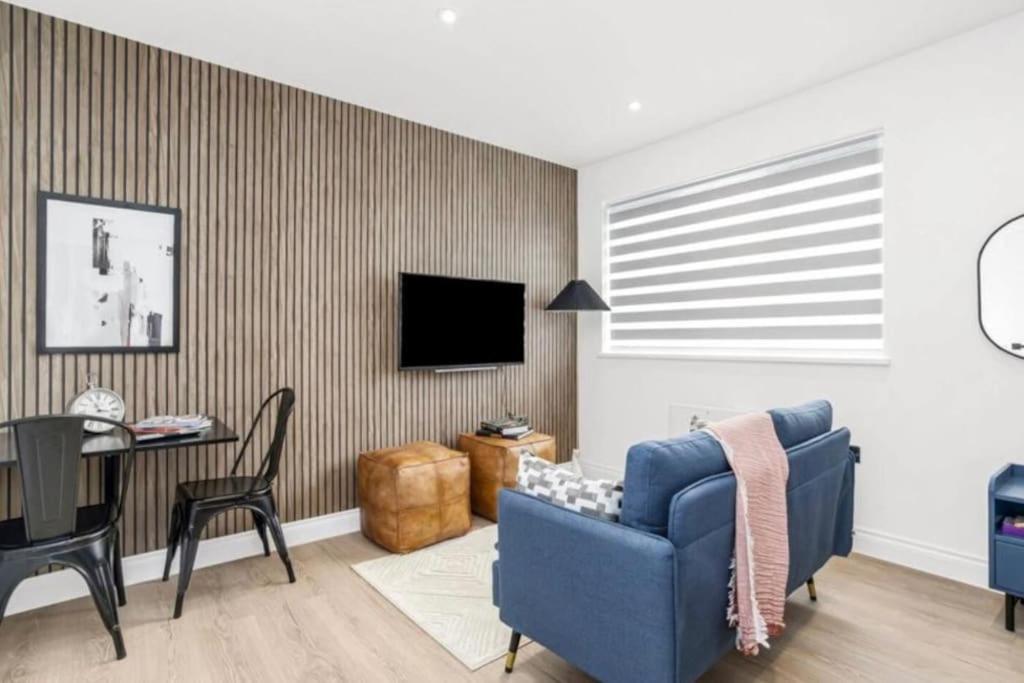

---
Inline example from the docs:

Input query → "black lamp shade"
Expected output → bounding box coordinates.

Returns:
[545,279,611,311]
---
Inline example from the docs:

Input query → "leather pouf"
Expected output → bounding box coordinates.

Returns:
[358,441,471,553]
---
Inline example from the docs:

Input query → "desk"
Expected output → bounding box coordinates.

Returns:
[0,415,239,515]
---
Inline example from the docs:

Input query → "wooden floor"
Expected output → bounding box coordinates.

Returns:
[0,528,1022,682]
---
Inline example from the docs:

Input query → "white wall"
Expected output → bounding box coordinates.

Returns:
[577,12,1024,587]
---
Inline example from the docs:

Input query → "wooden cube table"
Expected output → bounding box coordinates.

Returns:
[456,432,556,521]
[358,441,471,553]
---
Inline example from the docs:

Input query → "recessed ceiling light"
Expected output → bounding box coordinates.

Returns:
[438,8,458,24]
[628,101,642,112]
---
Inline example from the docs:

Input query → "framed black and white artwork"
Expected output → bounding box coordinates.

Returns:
[37,192,181,354]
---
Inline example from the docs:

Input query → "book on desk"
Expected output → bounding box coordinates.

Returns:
[131,414,213,441]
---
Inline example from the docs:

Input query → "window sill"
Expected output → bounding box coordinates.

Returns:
[597,350,891,367]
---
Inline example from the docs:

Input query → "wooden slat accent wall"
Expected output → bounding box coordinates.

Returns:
[0,3,577,556]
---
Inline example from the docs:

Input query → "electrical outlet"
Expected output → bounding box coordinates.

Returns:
[668,404,744,436]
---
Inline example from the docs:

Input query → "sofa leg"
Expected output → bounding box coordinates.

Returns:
[505,631,522,673]
[1006,593,1017,632]
[806,576,817,602]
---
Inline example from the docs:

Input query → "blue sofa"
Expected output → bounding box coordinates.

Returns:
[493,400,856,682]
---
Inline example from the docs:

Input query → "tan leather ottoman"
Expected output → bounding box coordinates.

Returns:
[456,432,556,521]
[358,441,471,553]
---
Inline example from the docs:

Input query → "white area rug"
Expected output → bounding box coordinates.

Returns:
[352,525,525,670]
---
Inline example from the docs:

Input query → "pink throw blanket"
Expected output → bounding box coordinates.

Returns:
[704,412,789,655]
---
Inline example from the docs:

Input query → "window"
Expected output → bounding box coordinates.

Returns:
[602,133,883,362]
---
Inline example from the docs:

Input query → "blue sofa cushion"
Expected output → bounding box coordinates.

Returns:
[620,430,728,536]
[620,400,833,536]
[768,400,833,449]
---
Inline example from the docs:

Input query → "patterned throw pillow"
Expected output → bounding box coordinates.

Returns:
[516,455,624,522]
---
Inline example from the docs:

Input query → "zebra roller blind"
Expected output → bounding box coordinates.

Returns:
[603,133,883,359]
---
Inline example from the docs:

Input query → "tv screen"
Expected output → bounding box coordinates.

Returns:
[399,273,525,370]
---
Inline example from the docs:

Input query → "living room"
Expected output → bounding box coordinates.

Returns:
[1,1,1024,681]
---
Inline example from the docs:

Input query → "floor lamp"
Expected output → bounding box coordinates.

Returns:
[545,279,609,473]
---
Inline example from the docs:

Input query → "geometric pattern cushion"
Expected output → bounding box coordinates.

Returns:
[515,454,624,522]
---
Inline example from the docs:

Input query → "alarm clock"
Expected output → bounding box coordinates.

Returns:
[68,373,126,434]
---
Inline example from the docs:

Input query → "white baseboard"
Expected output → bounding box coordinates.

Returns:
[853,526,988,589]
[6,507,362,617]
[14,505,989,616]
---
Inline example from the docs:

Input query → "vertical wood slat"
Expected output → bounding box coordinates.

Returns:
[0,0,577,555]
[0,4,12,517]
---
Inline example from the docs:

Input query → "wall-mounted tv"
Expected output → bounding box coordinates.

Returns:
[399,273,525,371]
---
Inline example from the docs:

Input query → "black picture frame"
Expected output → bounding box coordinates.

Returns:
[37,191,182,354]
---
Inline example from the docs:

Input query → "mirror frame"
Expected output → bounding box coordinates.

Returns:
[978,212,1024,359]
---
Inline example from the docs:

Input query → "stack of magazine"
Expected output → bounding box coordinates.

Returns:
[132,414,213,441]
[477,415,533,441]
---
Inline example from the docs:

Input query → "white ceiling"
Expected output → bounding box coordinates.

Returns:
[13,0,1024,167]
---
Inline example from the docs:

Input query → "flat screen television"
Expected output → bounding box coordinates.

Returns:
[399,273,525,370]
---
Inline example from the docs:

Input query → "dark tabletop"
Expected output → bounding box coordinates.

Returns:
[0,416,239,468]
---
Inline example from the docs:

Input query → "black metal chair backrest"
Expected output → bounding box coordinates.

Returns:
[230,388,295,487]
[0,414,136,544]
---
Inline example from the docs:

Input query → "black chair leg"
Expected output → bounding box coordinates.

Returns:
[112,529,126,607]
[253,512,271,557]
[505,631,522,673]
[163,504,182,582]
[99,561,127,660]
[174,526,202,620]
[173,506,208,620]
[258,498,295,583]
[76,556,127,660]
[806,576,817,602]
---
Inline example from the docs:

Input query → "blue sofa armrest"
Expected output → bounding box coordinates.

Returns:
[663,428,858,681]
[496,489,678,683]
[666,474,738,680]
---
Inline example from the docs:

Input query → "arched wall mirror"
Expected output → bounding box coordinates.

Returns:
[979,213,1024,357]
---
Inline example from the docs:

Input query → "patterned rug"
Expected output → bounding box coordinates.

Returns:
[351,525,527,670]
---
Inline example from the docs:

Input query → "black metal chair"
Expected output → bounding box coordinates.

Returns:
[162,388,296,618]
[0,415,136,660]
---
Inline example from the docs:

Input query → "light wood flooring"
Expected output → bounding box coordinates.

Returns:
[0,528,1022,682]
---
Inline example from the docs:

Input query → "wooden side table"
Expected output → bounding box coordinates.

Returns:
[457,431,556,521]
